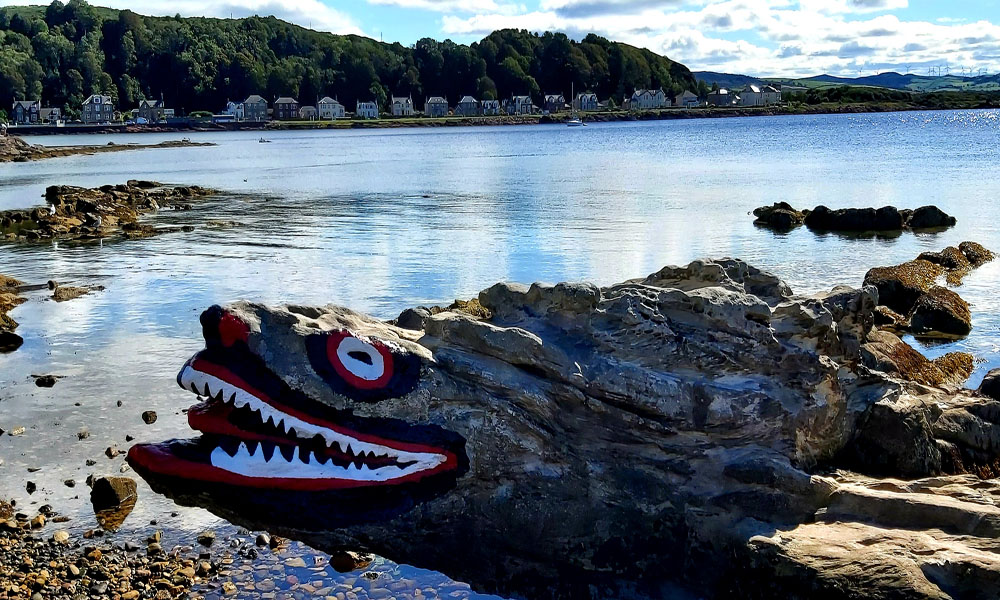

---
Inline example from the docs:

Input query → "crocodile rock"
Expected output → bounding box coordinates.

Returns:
[128,259,1000,599]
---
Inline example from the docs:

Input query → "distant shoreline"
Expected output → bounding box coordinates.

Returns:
[7,101,996,137]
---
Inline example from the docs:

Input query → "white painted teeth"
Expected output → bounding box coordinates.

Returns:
[208,443,426,481]
[179,365,448,481]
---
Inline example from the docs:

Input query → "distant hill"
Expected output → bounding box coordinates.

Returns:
[0,1,697,116]
[696,70,1000,93]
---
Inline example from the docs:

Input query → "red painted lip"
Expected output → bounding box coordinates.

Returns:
[127,443,459,491]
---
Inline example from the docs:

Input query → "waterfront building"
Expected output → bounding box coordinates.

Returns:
[138,98,166,123]
[391,96,415,116]
[739,84,782,106]
[627,89,666,110]
[706,89,735,106]
[544,94,565,113]
[424,96,449,117]
[455,96,480,116]
[481,99,501,116]
[507,95,534,115]
[356,100,379,119]
[299,106,318,120]
[573,93,599,112]
[274,97,300,121]
[11,100,40,124]
[318,97,345,120]
[39,107,61,124]
[675,90,700,108]
[82,94,114,124]
[243,95,268,122]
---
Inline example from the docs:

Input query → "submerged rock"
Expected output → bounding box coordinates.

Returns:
[127,259,1000,599]
[90,476,137,532]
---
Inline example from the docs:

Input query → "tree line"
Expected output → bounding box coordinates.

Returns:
[0,0,698,119]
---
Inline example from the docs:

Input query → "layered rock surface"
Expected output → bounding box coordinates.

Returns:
[0,135,213,163]
[139,259,1000,599]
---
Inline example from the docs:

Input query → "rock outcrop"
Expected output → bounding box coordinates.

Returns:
[129,259,1000,599]
[864,243,993,337]
[753,203,957,233]
[0,181,216,242]
[0,135,214,163]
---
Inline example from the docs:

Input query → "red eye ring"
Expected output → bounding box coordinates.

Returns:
[325,331,395,390]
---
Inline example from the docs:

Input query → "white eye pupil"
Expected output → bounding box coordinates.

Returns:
[336,337,385,381]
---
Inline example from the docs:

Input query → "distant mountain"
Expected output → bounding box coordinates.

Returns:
[695,70,1000,93]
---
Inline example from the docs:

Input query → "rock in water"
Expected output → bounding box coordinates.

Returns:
[908,205,958,229]
[981,369,1000,401]
[126,259,1000,600]
[908,286,972,336]
[0,331,23,353]
[90,476,137,532]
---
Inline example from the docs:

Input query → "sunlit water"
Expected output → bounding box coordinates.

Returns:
[2,110,1000,597]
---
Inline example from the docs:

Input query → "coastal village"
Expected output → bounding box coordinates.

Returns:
[6,83,784,127]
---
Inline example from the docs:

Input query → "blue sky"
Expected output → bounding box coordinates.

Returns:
[7,0,1000,76]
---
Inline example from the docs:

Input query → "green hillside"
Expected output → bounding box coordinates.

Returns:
[0,0,697,117]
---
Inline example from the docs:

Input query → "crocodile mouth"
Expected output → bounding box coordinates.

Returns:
[128,307,464,492]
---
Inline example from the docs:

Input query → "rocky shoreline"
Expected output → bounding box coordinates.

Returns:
[0,137,214,163]
[0,182,217,242]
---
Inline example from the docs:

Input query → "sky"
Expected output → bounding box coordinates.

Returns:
[7,0,1000,77]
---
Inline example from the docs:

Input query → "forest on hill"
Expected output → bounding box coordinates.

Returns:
[0,0,697,117]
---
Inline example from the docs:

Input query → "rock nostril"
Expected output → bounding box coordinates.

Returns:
[218,312,250,347]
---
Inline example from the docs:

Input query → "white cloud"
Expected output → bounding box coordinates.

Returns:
[441,0,1000,77]
[367,0,524,13]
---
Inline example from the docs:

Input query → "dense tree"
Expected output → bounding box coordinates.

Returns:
[0,1,697,114]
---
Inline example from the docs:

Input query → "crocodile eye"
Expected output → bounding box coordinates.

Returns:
[327,331,393,389]
[306,330,421,402]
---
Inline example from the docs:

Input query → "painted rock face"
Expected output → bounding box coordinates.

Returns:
[128,305,464,493]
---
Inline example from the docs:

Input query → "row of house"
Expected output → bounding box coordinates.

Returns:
[12,83,784,127]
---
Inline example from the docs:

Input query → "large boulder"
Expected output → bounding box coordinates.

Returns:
[863,259,942,315]
[980,369,1000,401]
[907,205,957,229]
[125,260,1000,599]
[907,286,972,337]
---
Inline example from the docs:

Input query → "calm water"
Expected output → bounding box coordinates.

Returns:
[2,110,1000,596]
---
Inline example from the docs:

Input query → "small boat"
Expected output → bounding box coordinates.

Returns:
[566,117,585,127]
[259,138,271,143]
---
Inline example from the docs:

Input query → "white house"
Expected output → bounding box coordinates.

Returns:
[739,84,782,106]
[356,100,379,119]
[627,89,666,110]
[481,99,501,116]
[675,90,700,108]
[224,101,245,121]
[573,93,599,111]
[391,95,414,116]
[318,97,345,120]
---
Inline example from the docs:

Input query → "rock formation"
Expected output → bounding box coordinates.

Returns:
[0,181,216,242]
[129,259,1000,599]
[864,243,994,337]
[0,135,213,163]
[753,202,956,233]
